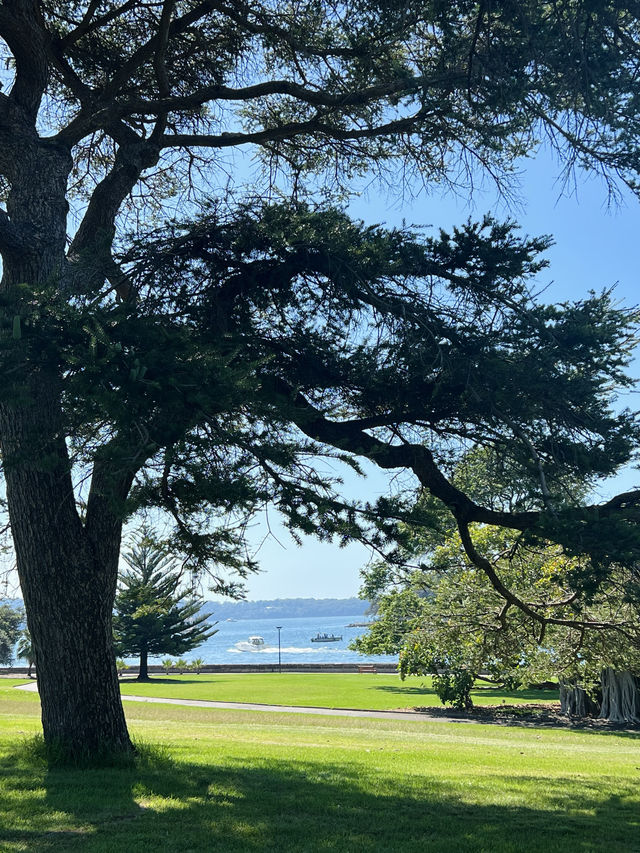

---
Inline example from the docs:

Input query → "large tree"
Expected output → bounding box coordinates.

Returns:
[2,1,640,760]
[113,528,215,681]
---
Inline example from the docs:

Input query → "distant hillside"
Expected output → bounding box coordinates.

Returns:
[204,597,370,620]
[3,595,371,621]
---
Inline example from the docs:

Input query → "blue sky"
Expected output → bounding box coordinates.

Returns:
[239,150,640,602]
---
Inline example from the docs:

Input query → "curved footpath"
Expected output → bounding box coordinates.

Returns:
[14,681,473,725]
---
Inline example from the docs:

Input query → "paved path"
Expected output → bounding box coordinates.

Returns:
[14,681,472,725]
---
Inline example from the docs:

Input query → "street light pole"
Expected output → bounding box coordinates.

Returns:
[276,626,282,673]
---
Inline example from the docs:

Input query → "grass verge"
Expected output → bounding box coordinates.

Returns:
[118,672,558,710]
[2,685,638,852]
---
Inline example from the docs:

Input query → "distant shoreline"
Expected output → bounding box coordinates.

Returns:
[2,595,373,622]
[204,597,371,620]
[2,662,398,677]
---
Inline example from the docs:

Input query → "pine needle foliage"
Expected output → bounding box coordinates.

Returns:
[113,529,216,680]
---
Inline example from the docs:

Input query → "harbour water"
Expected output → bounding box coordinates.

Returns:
[124,613,398,667]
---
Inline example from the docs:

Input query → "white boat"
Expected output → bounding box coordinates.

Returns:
[233,635,268,652]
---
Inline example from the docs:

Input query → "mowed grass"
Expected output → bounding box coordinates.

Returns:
[118,672,559,709]
[1,680,639,852]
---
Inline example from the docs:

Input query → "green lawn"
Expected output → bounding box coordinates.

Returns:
[1,679,639,852]
[118,672,559,710]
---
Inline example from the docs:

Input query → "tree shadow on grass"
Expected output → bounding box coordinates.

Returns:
[372,684,437,697]
[121,677,205,685]
[571,728,640,740]
[471,687,560,702]
[0,748,638,853]
[373,685,559,702]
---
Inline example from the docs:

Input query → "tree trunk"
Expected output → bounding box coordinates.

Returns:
[137,647,149,681]
[599,669,640,724]
[0,381,133,759]
[0,142,133,762]
[24,551,132,759]
[559,681,600,717]
[2,423,133,758]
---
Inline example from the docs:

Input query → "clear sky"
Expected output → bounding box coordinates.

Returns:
[239,149,640,602]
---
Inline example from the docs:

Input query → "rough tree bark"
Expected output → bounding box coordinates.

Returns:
[560,671,640,722]
[0,131,133,758]
[0,380,132,757]
[599,669,640,724]
[558,681,600,718]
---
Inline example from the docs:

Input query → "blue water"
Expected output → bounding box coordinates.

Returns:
[124,614,397,667]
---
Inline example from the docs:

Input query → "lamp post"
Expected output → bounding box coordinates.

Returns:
[276,626,282,673]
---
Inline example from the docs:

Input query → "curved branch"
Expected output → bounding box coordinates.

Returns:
[69,133,161,296]
[266,377,640,552]
[0,0,49,121]
[47,38,96,104]
[160,109,432,152]
[456,519,636,640]
[115,72,460,116]
[265,377,540,531]
[58,0,138,48]
[102,1,220,99]
[56,97,435,152]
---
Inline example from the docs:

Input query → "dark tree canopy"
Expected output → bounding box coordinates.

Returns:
[1,0,640,760]
[113,528,216,681]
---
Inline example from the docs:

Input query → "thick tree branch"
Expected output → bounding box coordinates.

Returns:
[69,133,161,296]
[266,377,640,546]
[0,91,44,179]
[84,454,138,576]
[59,0,138,48]
[154,1,175,99]
[0,0,49,121]
[160,109,432,151]
[114,72,461,116]
[0,90,9,121]
[102,1,220,99]
[47,38,96,104]
[265,377,540,531]
[53,68,450,151]
[456,519,636,640]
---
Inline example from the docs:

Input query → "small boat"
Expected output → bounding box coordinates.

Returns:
[310,633,342,643]
[233,635,267,652]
